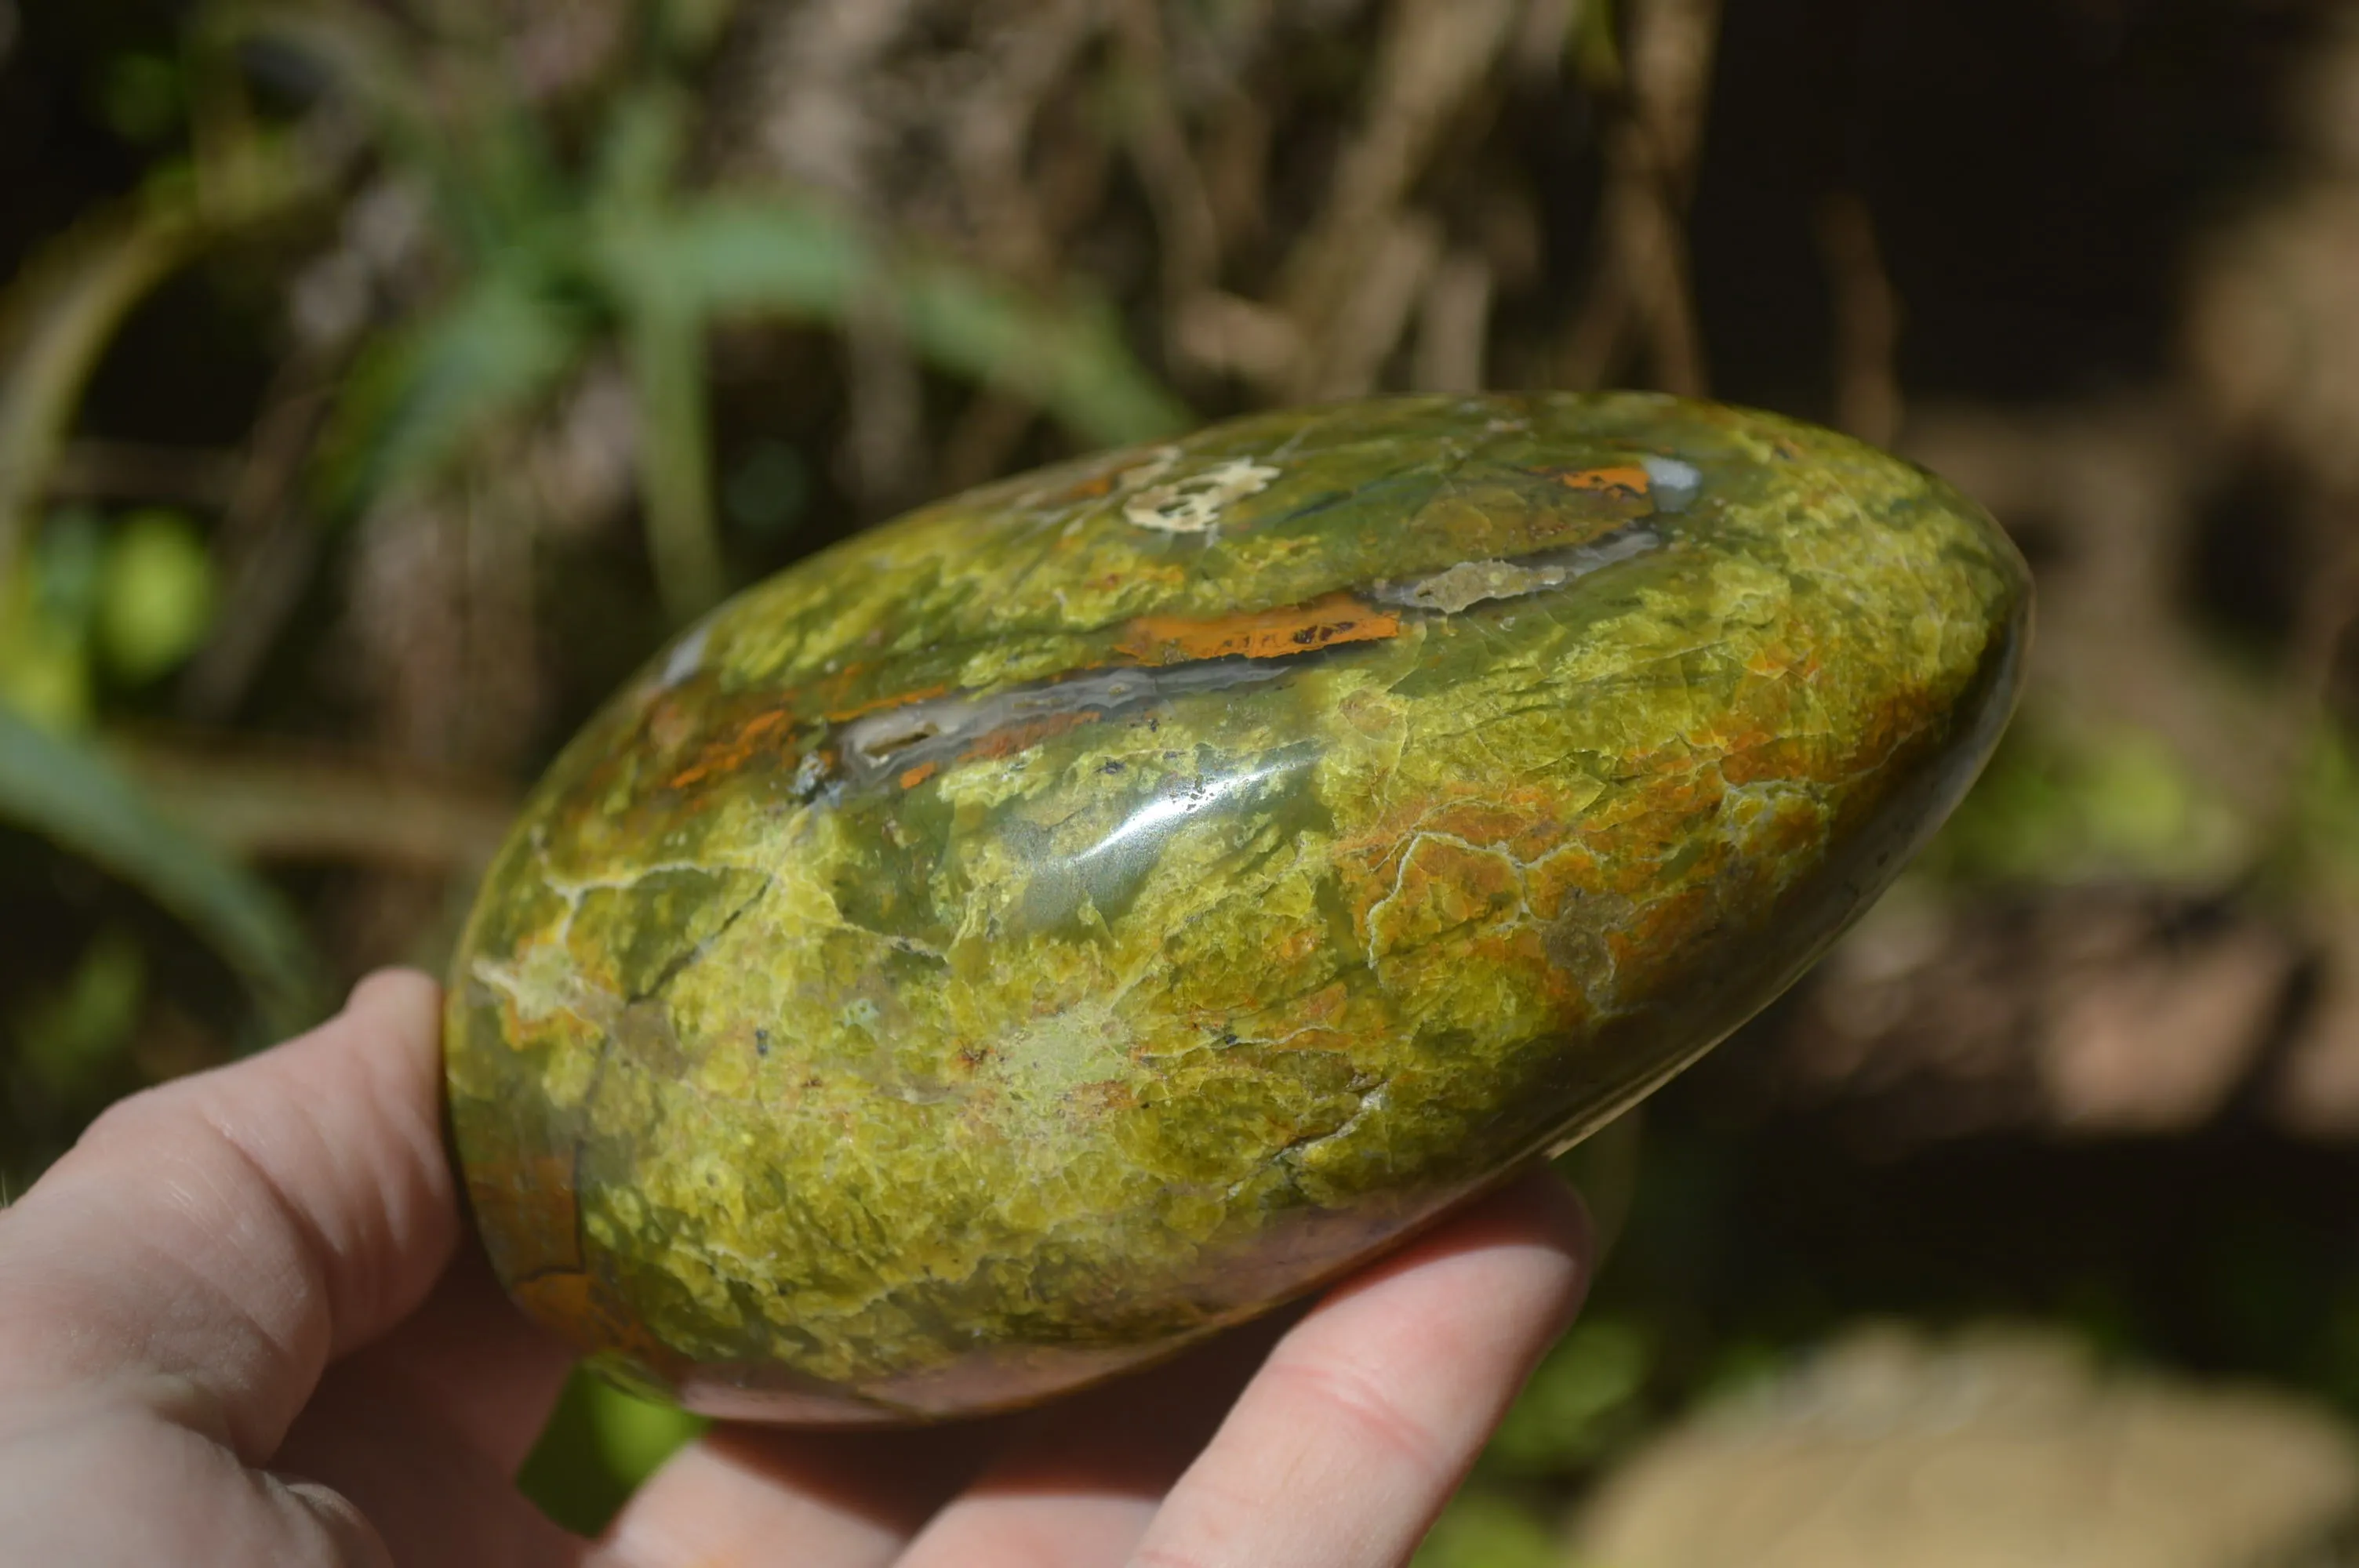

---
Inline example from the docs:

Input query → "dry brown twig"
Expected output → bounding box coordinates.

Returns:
[1191,72,1273,271]
[177,342,351,722]
[1816,189,1904,450]
[497,0,633,104]
[525,359,640,543]
[726,0,1132,512]
[2183,13,2359,831]
[731,0,924,199]
[1277,0,1521,401]
[455,459,540,776]
[1114,0,1225,365]
[726,0,930,514]
[929,0,1110,485]
[945,0,1103,281]
[1561,0,1717,396]
[1414,249,1494,392]
[936,387,1038,495]
[347,493,470,768]
[1304,212,1447,398]
[111,728,514,873]
[841,295,929,516]
[46,442,242,509]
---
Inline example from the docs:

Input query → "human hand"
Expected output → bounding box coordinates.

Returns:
[0,971,1592,1567]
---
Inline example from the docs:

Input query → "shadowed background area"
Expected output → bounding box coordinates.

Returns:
[5,1,2359,1559]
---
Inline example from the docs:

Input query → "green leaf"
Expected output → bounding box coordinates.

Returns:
[315,268,587,520]
[98,509,216,683]
[586,1377,703,1481]
[587,85,692,216]
[1486,1316,1656,1474]
[599,194,1190,448]
[624,303,725,622]
[599,191,1182,615]
[0,705,323,1033]
[1412,1487,1564,1568]
[895,261,1191,447]
[593,195,866,320]
[13,929,146,1103]
[0,608,90,731]
[517,1367,707,1537]
[0,511,104,730]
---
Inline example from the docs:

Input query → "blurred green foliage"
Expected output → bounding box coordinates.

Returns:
[0,702,319,1030]
[0,0,1186,1078]
[95,509,215,683]
[721,437,811,540]
[1412,1487,1568,1568]
[231,2,1187,615]
[11,927,144,1107]
[0,505,216,726]
[0,0,1193,1538]
[2293,728,2359,891]
[95,52,182,146]
[516,1369,706,1537]
[1926,717,2253,887]
[1486,1318,1657,1475]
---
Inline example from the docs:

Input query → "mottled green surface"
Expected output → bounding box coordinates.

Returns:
[445,393,2029,1421]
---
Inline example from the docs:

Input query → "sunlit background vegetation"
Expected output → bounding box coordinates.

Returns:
[9,0,2359,1559]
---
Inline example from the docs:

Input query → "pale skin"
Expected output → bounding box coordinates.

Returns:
[0,971,1592,1567]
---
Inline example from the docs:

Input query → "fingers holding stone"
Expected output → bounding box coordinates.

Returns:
[271,1246,580,1568]
[600,1170,1583,1568]
[1125,1166,1592,1568]
[887,1312,1295,1568]
[598,1420,1001,1568]
[0,968,458,1461]
[594,1304,1289,1568]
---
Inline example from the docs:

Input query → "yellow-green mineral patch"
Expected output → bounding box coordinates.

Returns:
[446,392,2030,1421]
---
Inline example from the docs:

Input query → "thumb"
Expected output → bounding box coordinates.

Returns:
[0,970,459,1463]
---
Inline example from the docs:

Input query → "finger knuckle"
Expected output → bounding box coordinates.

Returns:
[1260,1351,1452,1484]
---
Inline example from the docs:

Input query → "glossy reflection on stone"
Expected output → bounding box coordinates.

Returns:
[445,393,2030,1421]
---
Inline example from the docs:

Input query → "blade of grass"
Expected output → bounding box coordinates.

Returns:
[314,267,586,521]
[623,302,725,622]
[894,260,1190,445]
[600,195,1190,450]
[592,88,726,619]
[0,706,325,1033]
[596,196,866,318]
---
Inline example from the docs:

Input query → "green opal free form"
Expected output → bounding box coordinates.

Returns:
[446,393,2029,1421]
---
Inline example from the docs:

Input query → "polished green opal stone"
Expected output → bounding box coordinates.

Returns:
[445,393,2028,1421]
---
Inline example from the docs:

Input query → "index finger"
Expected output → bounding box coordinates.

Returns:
[1127,1164,1592,1568]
